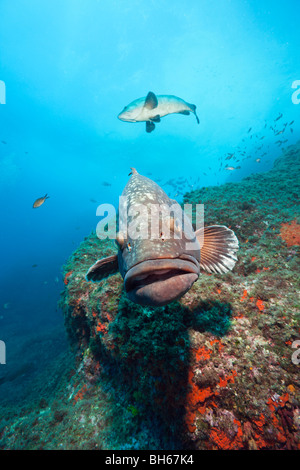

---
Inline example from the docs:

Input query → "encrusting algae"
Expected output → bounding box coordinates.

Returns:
[279,219,300,247]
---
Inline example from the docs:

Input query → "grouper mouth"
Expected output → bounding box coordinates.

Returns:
[124,257,200,307]
[117,112,136,122]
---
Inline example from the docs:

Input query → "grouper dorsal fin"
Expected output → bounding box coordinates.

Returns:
[129,167,138,176]
[144,91,158,110]
[86,254,119,282]
[195,225,239,274]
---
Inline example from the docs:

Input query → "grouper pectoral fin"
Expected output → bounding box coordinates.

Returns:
[85,254,119,282]
[144,91,158,110]
[195,225,239,274]
[146,121,155,133]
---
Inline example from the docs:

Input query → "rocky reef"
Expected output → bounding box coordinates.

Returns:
[1,142,299,450]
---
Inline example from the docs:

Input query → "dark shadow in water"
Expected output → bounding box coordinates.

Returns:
[90,295,233,450]
[0,323,70,407]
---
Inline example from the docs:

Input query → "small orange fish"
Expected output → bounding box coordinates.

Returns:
[33,194,50,208]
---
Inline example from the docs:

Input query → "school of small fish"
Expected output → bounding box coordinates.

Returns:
[139,112,295,195]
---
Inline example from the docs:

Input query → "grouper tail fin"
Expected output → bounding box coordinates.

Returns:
[195,225,239,274]
[86,254,119,282]
[189,103,200,124]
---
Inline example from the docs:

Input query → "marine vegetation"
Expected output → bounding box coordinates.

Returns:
[1,142,299,450]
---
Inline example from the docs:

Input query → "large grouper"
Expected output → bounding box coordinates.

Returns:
[86,169,239,307]
[118,91,200,133]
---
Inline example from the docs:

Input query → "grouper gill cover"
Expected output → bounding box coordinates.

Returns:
[0,0,299,452]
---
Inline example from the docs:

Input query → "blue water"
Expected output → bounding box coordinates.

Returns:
[0,1,299,346]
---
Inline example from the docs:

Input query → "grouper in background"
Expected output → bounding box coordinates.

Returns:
[118,91,200,133]
[86,169,239,307]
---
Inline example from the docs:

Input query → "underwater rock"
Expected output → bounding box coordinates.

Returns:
[58,143,300,450]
